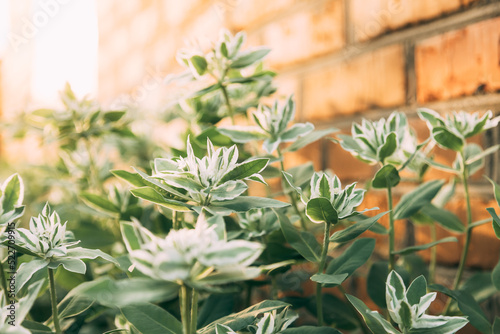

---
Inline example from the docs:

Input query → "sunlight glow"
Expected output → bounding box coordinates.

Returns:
[31,0,98,107]
[0,0,9,57]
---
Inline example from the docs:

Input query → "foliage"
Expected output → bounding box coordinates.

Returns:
[348,271,468,334]
[1,27,499,334]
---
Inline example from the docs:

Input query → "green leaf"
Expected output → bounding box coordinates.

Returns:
[219,158,269,183]
[78,277,179,307]
[330,211,388,243]
[199,300,288,334]
[485,176,500,207]
[377,132,397,163]
[231,47,271,68]
[280,123,314,142]
[130,187,192,212]
[190,55,208,76]
[306,198,338,224]
[276,210,321,263]
[285,127,338,152]
[421,204,464,233]
[66,247,118,265]
[310,273,348,286]
[399,300,413,330]
[48,258,86,274]
[195,267,261,285]
[494,318,500,334]
[191,83,221,98]
[326,238,375,280]
[103,110,126,122]
[406,275,427,306]
[215,324,235,334]
[21,321,53,334]
[394,180,444,220]
[408,317,468,334]
[217,126,267,143]
[465,144,500,165]
[367,261,389,308]
[211,196,289,213]
[492,259,500,291]
[80,192,120,214]
[197,294,236,328]
[282,327,342,334]
[372,165,400,189]
[111,170,149,187]
[418,108,443,127]
[120,222,142,252]
[196,127,234,147]
[432,127,464,151]
[16,259,49,292]
[121,303,182,334]
[0,206,25,225]
[486,208,500,239]
[460,272,496,304]
[1,173,24,211]
[346,294,399,334]
[210,180,248,201]
[57,293,94,319]
[430,284,491,333]
[392,237,457,256]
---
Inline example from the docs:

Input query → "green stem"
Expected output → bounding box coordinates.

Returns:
[190,290,198,333]
[277,147,308,231]
[48,268,62,334]
[316,222,331,326]
[429,224,437,284]
[387,185,395,271]
[443,153,472,315]
[220,83,235,125]
[173,210,180,230]
[453,157,472,289]
[180,285,192,334]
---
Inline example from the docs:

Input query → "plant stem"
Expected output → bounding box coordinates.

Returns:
[387,185,395,271]
[173,210,180,230]
[276,147,308,231]
[48,268,62,334]
[180,284,192,334]
[220,83,235,125]
[453,156,472,289]
[316,222,331,326]
[429,224,437,284]
[443,154,472,315]
[190,290,198,333]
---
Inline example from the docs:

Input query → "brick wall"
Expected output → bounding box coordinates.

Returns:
[95,1,500,272]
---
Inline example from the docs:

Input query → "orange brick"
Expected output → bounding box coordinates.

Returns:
[415,17,500,103]
[327,134,376,183]
[350,0,469,42]
[415,197,500,269]
[283,140,323,171]
[302,45,406,120]
[227,0,303,30]
[261,0,345,68]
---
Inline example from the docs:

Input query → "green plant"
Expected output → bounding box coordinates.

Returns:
[3,27,499,334]
[348,270,468,333]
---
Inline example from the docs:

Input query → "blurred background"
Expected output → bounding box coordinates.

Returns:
[0,0,499,300]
